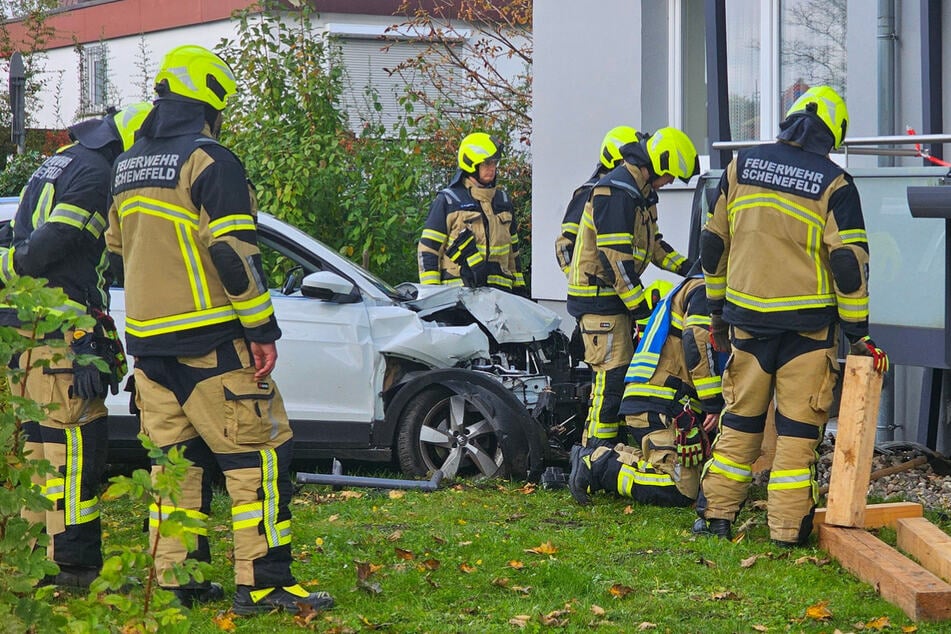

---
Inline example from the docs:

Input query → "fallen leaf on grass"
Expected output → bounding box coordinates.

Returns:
[432,534,446,544]
[711,590,739,601]
[637,622,657,630]
[211,611,237,631]
[294,601,322,626]
[863,616,891,630]
[459,562,477,573]
[359,615,390,630]
[805,600,832,621]
[418,558,440,571]
[609,584,633,598]
[623,505,634,514]
[511,585,532,594]
[388,489,405,499]
[525,541,557,555]
[590,605,606,616]
[355,561,383,595]
[902,625,919,632]
[794,555,830,566]
[387,530,403,542]
[741,554,763,568]
[696,557,716,568]
[394,547,414,560]
[751,625,768,632]
[508,560,525,569]
[517,483,536,494]
[327,514,339,522]
[492,577,510,588]
[338,491,363,500]
[509,615,531,627]
[539,605,573,627]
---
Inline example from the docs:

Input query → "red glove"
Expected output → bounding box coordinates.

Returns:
[849,335,889,374]
[709,313,731,353]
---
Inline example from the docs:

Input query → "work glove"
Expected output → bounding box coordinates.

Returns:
[70,329,107,400]
[91,307,127,395]
[709,312,731,354]
[673,409,709,468]
[446,228,486,287]
[849,335,889,374]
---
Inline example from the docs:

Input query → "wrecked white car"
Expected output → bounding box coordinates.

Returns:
[97,212,589,480]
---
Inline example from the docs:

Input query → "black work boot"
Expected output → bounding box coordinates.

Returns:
[39,564,99,590]
[233,584,334,616]
[692,517,732,540]
[165,582,225,607]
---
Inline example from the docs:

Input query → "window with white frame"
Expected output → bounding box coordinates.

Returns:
[328,23,466,134]
[672,0,847,146]
[80,43,110,116]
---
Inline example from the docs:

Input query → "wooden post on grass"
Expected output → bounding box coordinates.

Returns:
[823,355,883,527]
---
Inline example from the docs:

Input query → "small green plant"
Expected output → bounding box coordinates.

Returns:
[61,435,209,633]
[0,276,94,633]
[0,150,43,196]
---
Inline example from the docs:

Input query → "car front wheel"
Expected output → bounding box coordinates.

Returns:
[396,386,505,479]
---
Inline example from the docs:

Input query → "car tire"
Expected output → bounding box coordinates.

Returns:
[396,386,506,479]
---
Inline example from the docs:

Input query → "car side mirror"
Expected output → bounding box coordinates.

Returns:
[300,271,360,303]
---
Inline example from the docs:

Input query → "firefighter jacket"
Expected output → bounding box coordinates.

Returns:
[417,171,525,291]
[555,165,605,275]
[0,138,116,326]
[620,276,724,417]
[106,99,280,357]
[700,138,869,339]
[566,161,691,319]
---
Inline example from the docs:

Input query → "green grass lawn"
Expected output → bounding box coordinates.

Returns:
[60,475,951,633]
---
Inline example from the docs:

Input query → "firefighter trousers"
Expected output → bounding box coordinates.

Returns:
[697,325,838,543]
[20,342,108,570]
[579,313,634,445]
[600,411,698,506]
[134,338,297,589]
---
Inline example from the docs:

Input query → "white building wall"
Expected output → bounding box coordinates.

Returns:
[532,0,701,327]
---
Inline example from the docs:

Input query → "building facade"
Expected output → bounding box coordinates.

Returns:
[532,0,951,452]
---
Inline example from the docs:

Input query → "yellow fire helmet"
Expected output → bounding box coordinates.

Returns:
[112,102,153,151]
[646,127,700,184]
[154,44,236,111]
[600,125,640,169]
[457,132,501,174]
[785,85,849,149]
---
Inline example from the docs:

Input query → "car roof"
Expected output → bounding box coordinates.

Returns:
[0,197,18,222]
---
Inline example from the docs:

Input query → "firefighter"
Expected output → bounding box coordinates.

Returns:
[569,269,724,507]
[555,125,644,275]
[417,132,526,292]
[0,102,152,588]
[694,85,889,546]
[567,127,699,448]
[105,44,333,614]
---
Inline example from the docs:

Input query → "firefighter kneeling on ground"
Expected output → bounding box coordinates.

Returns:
[568,269,725,507]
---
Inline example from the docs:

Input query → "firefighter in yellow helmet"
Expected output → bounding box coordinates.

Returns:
[0,102,151,589]
[105,44,333,614]
[694,85,888,546]
[417,132,526,292]
[569,268,725,507]
[555,126,645,274]
[567,127,699,448]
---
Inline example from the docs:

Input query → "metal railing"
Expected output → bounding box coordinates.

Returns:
[712,134,951,162]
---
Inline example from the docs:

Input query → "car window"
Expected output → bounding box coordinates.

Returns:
[258,233,322,295]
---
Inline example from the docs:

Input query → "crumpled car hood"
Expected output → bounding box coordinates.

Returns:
[405,285,562,344]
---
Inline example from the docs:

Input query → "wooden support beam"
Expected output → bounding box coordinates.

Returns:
[824,355,883,527]
[813,501,923,532]
[819,525,951,622]
[897,517,951,585]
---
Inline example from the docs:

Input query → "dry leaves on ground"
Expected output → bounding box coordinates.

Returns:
[525,541,557,555]
[804,600,833,621]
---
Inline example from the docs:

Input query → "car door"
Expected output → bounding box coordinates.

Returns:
[258,228,378,449]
